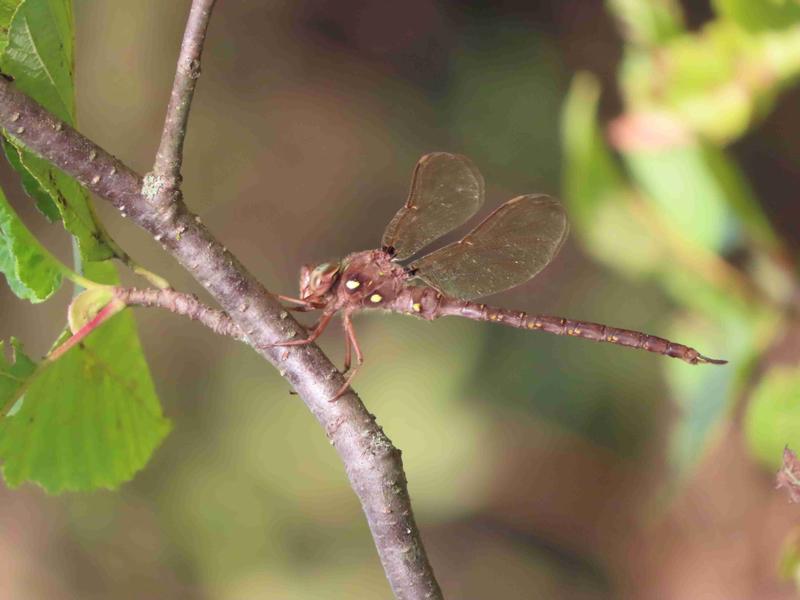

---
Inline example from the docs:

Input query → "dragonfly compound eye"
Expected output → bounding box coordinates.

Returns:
[308,262,341,294]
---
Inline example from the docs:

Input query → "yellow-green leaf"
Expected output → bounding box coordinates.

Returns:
[0,181,61,302]
[714,0,800,32]
[0,261,170,492]
[745,365,800,468]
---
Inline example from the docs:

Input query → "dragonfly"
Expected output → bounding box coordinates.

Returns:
[274,152,727,400]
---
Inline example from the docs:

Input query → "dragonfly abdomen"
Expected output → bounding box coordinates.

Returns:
[438,300,727,365]
[389,286,447,320]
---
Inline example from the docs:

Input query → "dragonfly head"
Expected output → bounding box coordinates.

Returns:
[299,261,341,301]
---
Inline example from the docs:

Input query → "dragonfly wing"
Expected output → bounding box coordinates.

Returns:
[382,153,485,260]
[407,194,568,300]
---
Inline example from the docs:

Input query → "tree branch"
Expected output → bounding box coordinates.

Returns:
[114,287,245,341]
[152,0,217,189]
[0,48,442,600]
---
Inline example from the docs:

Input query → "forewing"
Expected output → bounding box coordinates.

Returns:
[408,194,568,300]
[381,153,485,260]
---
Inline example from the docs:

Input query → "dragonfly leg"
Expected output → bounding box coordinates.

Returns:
[331,312,363,401]
[287,305,313,313]
[303,315,323,333]
[276,294,320,312]
[342,327,352,374]
[262,310,335,348]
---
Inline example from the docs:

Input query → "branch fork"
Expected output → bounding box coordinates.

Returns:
[0,1,443,598]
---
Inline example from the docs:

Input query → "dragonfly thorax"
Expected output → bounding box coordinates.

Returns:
[334,249,409,309]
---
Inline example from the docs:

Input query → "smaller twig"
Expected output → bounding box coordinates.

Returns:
[111,247,171,290]
[114,287,244,341]
[47,287,242,369]
[127,261,172,290]
[152,0,218,187]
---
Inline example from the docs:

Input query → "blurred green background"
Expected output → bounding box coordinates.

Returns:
[2,0,800,598]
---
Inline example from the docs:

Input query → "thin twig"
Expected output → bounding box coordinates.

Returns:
[114,286,245,341]
[152,0,217,188]
[0,66,442,600]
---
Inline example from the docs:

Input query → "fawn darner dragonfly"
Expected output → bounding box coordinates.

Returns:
[274,153,727,400]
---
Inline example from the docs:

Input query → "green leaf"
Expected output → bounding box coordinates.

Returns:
[622,142,737,252]
[657,261,751,317]
[619,22,800,143]
[0,181,61,301]
[0,0,114,261]
[0,0,166,492]
[665,311,756,478]
[561,75,764,318]
[9,142,114,261]
[607,0,684,45]
[0,1,22,56]
[0,338,36,416]
[700,144,781,252]
[714,0,800,32]
[2,138,59,222]
[1,0,74,122]
[0,261,171,492]
[561,73,666,276]
[562,74,626,217]
[745,365,800,468]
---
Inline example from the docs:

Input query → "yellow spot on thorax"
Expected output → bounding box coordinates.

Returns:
[369,293,383,303]
[345,280,360,290]
[412,302,422,313]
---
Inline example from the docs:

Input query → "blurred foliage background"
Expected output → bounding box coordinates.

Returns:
[2,0,800,598]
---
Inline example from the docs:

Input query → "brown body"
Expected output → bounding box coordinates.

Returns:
[276,250,723,402]
[314,249,719,367]
[272,153,725,400]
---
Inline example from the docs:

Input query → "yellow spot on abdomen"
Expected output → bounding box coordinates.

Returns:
[369,293,383,303]
[412,302,422,313]
[345,280,360,290]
